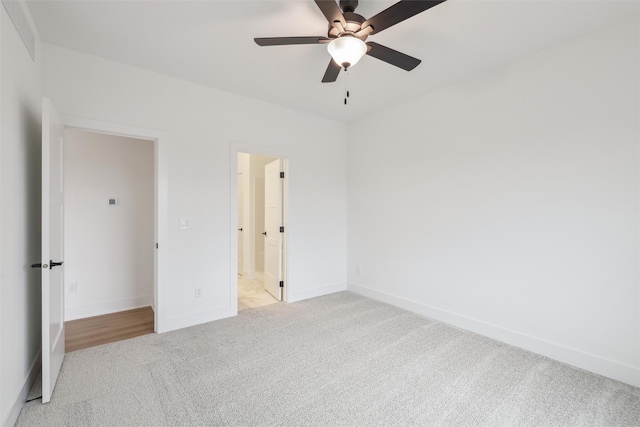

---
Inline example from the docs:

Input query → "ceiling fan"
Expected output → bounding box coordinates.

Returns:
[254,0,447,83]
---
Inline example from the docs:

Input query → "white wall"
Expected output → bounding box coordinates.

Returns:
[63,129,154,320]
[43,44,348,331]
[347,18,640,387]
[0,4,43,426]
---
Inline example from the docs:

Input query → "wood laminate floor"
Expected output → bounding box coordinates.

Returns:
[65,306,154,353]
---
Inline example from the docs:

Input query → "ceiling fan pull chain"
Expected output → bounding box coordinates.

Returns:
[344,68,350,105]
[344,69,347,105]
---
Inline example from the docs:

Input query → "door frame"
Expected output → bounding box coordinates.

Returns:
[230,142,289,314]
[61,115,169,332]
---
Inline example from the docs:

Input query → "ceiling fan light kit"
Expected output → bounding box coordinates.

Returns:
[255,0,447,83]
[327,36,367,69]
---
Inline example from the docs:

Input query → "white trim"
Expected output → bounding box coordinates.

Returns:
[1,0,35,61]
[164,306,235,332]
[60,115,169,333]
[0,10,3,426]
[2,352,41,427]
[289,282,347,303]
[347,282,640,387]
[65,295,154,321]
[230,141,291,313]
[281,159,289,303]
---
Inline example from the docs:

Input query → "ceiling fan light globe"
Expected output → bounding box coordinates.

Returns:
[327,36,366,69]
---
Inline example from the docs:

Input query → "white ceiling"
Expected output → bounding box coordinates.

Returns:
[26,0,639,123]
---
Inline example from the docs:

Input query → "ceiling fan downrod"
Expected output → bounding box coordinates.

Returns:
[339,0,358,13]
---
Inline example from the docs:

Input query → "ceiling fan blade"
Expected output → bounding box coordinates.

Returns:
[363,0,446,35]
[255,36,330,46]
[366,42,421,71]
[314,0,346,27]
[321,59,342,83]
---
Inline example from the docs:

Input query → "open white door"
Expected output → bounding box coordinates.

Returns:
[263,159,283,300]
[40,98,65,403]
[237,173,244,275]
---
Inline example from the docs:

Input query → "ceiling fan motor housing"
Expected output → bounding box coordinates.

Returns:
[328,12,367,40]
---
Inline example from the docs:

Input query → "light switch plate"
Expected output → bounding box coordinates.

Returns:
[179,217,192,229]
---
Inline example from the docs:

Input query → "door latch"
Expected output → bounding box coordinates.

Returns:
[50,261,64,269]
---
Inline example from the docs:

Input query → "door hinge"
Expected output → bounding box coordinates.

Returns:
[280,226,284,233]
[156,243,159,249]
[279,281,284,288]
[280,172,285,179]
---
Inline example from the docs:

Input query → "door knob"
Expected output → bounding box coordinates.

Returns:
[238,228,243,231]
[30,261,63,269]
[262,231,267,236]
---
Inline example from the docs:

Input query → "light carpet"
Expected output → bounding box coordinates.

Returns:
[17,291,640,426]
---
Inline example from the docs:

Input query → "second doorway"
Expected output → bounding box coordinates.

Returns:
[64,128,156,350]
[237,152,286,311]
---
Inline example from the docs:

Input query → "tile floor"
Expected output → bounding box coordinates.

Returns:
[238,275,279,312]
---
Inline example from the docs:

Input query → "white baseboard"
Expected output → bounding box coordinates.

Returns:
[65,295,153,321]
[162,305,235,333]
[288,282,347,303]
[3,352,41,427]
[347,283,639,388]
[161,282,347,332]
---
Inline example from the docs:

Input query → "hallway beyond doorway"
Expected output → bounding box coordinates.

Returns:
[238,276,278,312]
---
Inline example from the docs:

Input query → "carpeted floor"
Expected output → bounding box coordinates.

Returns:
[16,291,640,426]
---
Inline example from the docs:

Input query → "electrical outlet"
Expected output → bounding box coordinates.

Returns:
[179,217,192,230]
[195,287,203,298]
[355,265,361,275]
[68,282,78,293]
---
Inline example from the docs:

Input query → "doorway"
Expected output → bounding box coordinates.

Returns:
[63,128,156,350]
[237,152,286,311]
